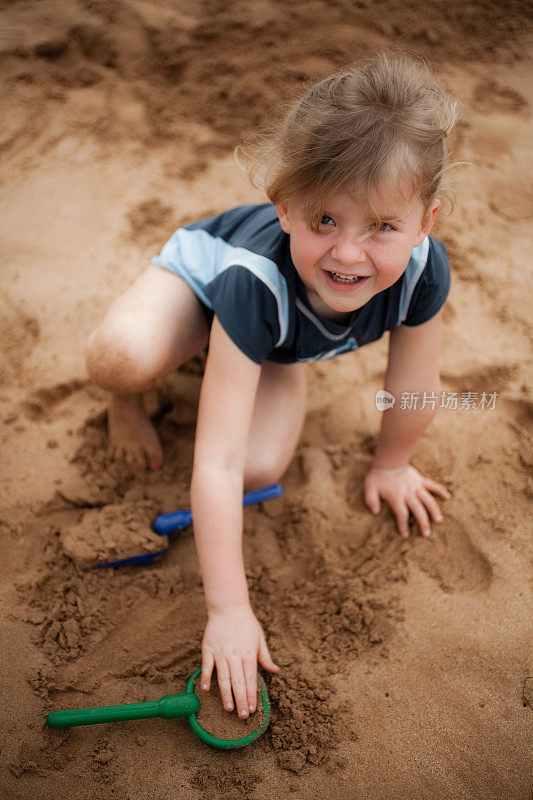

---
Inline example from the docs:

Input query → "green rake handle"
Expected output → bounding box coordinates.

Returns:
[46,667,271,750]
[46,692,200,727]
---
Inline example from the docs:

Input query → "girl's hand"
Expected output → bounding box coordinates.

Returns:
[364,464,451,538]
[201,603,280,719]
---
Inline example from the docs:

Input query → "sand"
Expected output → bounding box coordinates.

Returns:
[194,677,265,741]
[1,1,532,798]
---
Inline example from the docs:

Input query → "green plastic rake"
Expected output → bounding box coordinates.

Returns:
[46,667,270,750]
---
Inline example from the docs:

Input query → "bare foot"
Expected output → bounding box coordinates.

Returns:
[107,393,163,469]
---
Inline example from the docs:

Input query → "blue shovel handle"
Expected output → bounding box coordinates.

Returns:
[93,484,283,570]
[153,484,284,535]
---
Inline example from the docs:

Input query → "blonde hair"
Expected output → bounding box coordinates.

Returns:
[237,51,460,230]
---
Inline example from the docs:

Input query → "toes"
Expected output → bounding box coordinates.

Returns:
[106,443,121,463]
[145,444,163,471]
[124,447,147,469]
[137,424,164,470]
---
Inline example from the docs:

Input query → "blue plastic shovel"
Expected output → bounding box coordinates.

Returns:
[94,484,284,569]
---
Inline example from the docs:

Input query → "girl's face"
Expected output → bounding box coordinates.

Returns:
[276,184,440,319]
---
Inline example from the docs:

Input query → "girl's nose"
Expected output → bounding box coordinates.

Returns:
[331,236,366,265]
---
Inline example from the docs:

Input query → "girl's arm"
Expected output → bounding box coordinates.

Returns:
[364,309,451,536]
[190,317,279,719]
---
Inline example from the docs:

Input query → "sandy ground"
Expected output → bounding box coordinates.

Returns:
[1,1,532,798]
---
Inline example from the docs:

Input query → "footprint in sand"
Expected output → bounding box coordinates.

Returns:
[20,379,86,421]
[411,517,492,594]
[472,78,529,115]
[441,360,518,396]
[489,168,533,223]
[126,198,174,247]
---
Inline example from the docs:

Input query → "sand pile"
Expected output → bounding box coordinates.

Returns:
[1,1,532,798]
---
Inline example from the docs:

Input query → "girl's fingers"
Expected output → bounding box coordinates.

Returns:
[423,478,451,499]
[242,655,258,714]
[364,483,381,514]
[215,659,234,712]
[408,497,431,537]
[201,651,214,692]
[419,488,443,523]
[393,504,410,538]
[227,657,250,719]
[258,636,280,673]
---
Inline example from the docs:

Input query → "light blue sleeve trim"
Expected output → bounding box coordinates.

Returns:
[151,228,289,347]
[397,237,430,326]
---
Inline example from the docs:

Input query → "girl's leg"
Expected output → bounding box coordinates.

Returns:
[244,361,307,491]
[86,265,209,467]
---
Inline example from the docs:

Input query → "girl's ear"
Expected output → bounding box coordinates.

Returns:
[421,198,441,236]
[414,198,440,247]
[276,201,291,234]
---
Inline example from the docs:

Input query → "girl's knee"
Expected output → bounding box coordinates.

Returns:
[244,463,282,492]
[85,314,168,393]
[244,448,290,491]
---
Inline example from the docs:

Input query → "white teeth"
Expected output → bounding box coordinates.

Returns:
[329,271,360,283]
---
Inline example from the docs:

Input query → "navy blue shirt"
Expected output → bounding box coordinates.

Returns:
[152,203,450,364]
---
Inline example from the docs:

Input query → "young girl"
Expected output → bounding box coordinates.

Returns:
[86,52,458,721]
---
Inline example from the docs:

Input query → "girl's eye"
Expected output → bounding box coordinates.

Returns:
[320,214,335,226]
[369,221,396,233]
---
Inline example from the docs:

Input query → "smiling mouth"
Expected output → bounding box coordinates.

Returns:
[327,270,366,284]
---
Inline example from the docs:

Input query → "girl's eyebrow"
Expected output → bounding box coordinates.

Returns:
[375,212,405,222]
[323,206,406,224]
